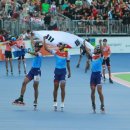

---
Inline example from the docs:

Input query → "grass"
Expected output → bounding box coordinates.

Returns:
[114,74,130,82]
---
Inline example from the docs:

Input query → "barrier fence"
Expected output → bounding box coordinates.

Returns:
[70,20,130,35]
[0,36,130,61]
[0,18,130,36]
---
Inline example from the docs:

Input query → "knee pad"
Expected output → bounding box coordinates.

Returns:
[97,84,102,88]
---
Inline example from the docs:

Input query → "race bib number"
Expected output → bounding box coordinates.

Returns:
[34,75,40,82]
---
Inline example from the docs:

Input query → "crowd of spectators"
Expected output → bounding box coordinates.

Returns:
[61,0,130,22]
[0,0,130,35]
[0,0,58,32]
[1,0,129,23]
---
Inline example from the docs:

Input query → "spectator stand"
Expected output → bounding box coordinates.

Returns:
[0,0,130,36]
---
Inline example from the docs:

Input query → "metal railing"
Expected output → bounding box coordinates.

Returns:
[70,20,130,35]
[54,12,72,32]
[0,18,130,36]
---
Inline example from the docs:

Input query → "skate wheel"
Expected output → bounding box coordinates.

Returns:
[100,110,105,114]
[61,107,64,112]
[34,104,37,111]
[92,110,96,114]
[54,106,57,111]
[34,107,37,111]
[12,101,25,106]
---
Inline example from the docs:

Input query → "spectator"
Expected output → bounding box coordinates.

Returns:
[108,8,113,20]
[44,13,51,29]
[0,30,5,42]
[50,1,57,14]
[24,30,31,39]
[75,0,83,7]
[61,1,69,11]
[28,2,35,15]
[41,2,50,13]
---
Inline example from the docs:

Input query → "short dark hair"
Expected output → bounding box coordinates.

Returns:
[27,30,30,33]
[35,41,43,48]
[103,39,107,42]
[95,45,101,53]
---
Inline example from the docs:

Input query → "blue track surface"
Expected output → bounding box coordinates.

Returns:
[0,54,130,130]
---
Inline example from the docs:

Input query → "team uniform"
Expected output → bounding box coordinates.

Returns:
[50,49,70,111]
[0,35,11,58]
[50,50,70,82]
[90,54,103,86]
[26,52,42,81]
[13,52,42,106]
[2,37,14,75]
[5,44,12,58]
[102,45,111,67]
[102,44,113,83]
[90,51,105,113]
[16,40,26,60]
[13,39,27,75]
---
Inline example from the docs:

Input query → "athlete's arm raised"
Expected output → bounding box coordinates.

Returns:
[83,40,91,55]
[43,36,51,52]
[30,33,35,48]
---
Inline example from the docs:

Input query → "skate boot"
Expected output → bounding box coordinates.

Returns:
[92,103,96,113]
[100,104,105,113]
[33,101,37,111]
[76,64,80,68]
[6,70,8,76]
[19,70,21,75]
[53,102,57,111]
[13,97,25,106]
[109,78,113,84]
[60,102,64,112]
[103,76,106,82]
[11,71,13,76]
